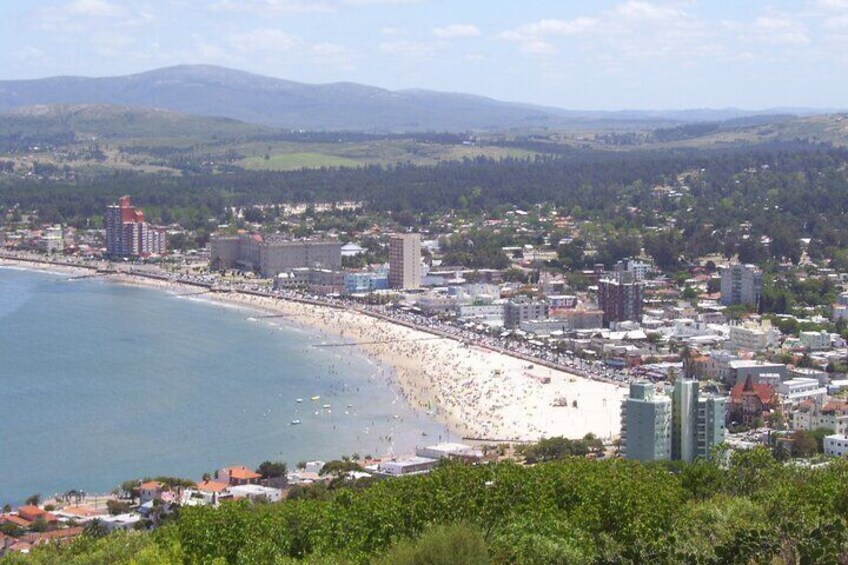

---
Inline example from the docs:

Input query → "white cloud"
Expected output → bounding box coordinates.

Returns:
[211,0,334,13]
[432,23,481,39]
[724,15,810,45]
[31,0,151,31]
[229,29,300,53]
[67,0,125,17]
[499,1,713,60]
[379,40,437,57]
[342,0,423,4]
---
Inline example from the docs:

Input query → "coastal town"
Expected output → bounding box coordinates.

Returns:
[3,189,848,554]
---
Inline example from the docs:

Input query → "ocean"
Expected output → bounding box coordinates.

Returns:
[0,267,447,505]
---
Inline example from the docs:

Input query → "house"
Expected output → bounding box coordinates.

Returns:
[0,514,33,529]
[217,465,261,486]
[195,480,231,505]
[16,505,58,525]
[99,513,142,532]
[139,481,165,504]
[228,484,283,503]
[373,456,438,477]
[729,375,778,427]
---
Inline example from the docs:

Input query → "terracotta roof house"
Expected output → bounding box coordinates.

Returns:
[218,466,261,486]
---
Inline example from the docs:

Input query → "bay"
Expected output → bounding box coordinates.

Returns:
[0,267,447,506]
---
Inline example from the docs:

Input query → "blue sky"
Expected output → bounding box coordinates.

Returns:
[2,0,847,110]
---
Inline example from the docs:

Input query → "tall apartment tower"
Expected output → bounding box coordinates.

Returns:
[672,379,727,463]
[672,380,699,463]
[388,233,421,290]
[597,274,643,326]
[105,195,166,258]
[696,395,726,460]
[620,382,672,462]
[720,263,763,307]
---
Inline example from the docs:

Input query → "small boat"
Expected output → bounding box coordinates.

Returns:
[322,404,332,409]
[311,395,320,401]
[290,420,301,425]
[296,398,303,403]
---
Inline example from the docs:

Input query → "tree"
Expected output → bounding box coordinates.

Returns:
[256,461,287,479]
[374,522,490,565]
[25,493,40,506]
[791,430,818,458]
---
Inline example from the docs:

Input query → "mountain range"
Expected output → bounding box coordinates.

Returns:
[0,65,838,133]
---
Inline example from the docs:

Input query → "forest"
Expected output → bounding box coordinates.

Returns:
[3,139,848,277]
[3,447,848,564]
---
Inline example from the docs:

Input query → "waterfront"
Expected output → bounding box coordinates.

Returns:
[0,267,448,506]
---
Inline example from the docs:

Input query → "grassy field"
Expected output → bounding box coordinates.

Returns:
[239,152,361,170]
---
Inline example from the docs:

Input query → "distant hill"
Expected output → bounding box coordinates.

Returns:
[0,65,836,133]
[648,113,848,147]
[0,104,270,143]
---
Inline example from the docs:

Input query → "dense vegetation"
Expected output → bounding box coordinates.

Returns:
[6,448,848,564]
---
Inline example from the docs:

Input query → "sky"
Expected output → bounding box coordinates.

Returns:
[1,0,847,110]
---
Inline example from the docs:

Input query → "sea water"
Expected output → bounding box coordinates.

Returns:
[0,267,448,505]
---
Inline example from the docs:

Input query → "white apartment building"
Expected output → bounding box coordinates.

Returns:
[729,323,781,352]
[824,434,848,457]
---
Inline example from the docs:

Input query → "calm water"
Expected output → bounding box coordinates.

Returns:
[0,267,447,505]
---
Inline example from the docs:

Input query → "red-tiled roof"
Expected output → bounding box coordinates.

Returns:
[1,515,31,528]
[731,378,777,405]
[223,466,261,480]
[196,480,229,493]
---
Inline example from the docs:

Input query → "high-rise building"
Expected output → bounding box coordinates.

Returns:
[620,382,672,462]
[696,395,726,460]
[720,263,763,307]
[597,276,643,326]
[624,380,725,463]
[389,233,421,290]
[672,379,699,463]
[672,379,726,463]
[105,195,166,258]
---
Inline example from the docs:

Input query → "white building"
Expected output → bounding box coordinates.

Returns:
[720,263,763,307]
[374,456,438,476]
[793,403,848,436]
[823,434,848,457]
[228,484,283,503]
[776,378,828,405]
[800,330,831,351]
[416,442,483,461]
[729,323,781,352]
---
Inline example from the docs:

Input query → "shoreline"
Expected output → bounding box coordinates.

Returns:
[0,256,625,441]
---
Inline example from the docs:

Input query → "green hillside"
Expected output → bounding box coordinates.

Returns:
[5,449,848,564]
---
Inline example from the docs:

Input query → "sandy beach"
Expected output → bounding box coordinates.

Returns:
[1,257,626,442]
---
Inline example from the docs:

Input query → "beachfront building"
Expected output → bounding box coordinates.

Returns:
[621,382,672,462]
[720,263,763,307]
[105,195,167,258]
[597,275,643,326]
[388,233,422,290]
[344,271,389,293]
[504,297,549,330]
[209,234,342,277]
